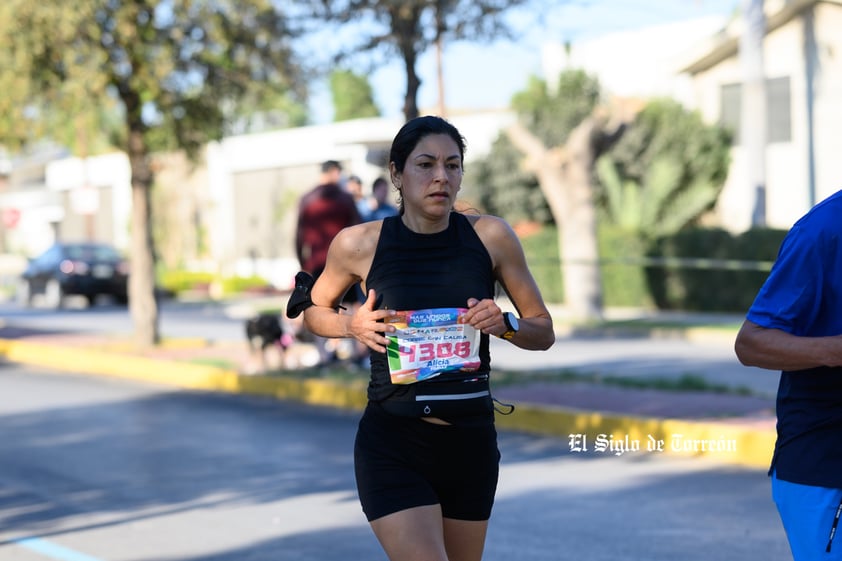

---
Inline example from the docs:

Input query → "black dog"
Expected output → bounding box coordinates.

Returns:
[245,313,292,371]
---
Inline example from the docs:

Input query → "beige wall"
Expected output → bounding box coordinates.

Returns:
[230,164,322,264]
[151,151,210,269]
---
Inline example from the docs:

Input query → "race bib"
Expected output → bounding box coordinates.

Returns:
[385,308,481,384]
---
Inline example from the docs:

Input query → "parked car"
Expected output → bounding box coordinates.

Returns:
[18,242,129,308]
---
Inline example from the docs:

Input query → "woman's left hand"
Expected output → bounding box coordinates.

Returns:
[460,297,507,338]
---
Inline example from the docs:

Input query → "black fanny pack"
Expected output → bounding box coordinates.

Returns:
[378,375,494,419]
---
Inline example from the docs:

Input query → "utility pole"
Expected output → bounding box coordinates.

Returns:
[803,6,818,209]
[740,0,767,226]
[434,1,447,118]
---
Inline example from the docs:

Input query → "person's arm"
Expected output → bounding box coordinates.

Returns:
[302,225,396,353]
[461,215,554,351]
[734,319,842,370]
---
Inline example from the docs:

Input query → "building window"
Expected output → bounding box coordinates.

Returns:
[720,83,742,142]
[767,77,792,142]
[719,76,792,144]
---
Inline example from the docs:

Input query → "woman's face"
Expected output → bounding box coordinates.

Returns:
[391,133,463,218]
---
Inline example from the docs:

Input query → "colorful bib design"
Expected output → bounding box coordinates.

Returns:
[385,308,481,384]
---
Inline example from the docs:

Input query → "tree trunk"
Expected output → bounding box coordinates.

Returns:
[506,121,604,322]
[390,4,422,121]
[400,46,421,121]
[127,128,160,348]
[556,120,603,321]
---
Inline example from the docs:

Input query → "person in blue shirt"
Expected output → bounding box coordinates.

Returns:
[366,176,399,221]
[346,174,373,221]
[735,189,842,561]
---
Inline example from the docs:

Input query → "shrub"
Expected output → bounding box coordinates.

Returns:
[645,227,786,311]
[157,269,273,297]
[158,270,216,294]
[518,225,563,304]
[519,224,786,312]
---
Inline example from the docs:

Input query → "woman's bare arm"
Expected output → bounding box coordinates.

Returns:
[302,223,396,353]
[462,215,554,351]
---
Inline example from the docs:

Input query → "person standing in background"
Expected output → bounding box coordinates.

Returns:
[366,176,399,221]
[346,174,372,222]
[295,160,362,364]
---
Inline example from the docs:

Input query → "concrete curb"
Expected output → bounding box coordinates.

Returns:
[495,403,774,469]
[0,337,774,470]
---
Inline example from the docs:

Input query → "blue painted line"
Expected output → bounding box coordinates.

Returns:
[13,537,106,561]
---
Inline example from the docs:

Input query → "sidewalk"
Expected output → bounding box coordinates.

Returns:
[0,304,777,471]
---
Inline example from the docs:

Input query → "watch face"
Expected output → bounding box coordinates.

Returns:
[506,312,519,332]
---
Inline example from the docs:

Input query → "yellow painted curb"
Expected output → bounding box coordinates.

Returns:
[494,403,775,469]
[1,337,774,469]
[0,338,368,412]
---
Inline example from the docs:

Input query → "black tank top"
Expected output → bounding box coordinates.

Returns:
[365,213,496,422]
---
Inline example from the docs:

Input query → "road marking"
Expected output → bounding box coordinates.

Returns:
[13,537,106,561]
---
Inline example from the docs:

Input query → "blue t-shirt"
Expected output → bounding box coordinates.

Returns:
[746,189,842,487]
[368,203,399,221]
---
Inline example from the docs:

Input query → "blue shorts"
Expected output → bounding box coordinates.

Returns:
[772,470,842,560]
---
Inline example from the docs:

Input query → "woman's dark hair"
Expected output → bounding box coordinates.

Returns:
[389,115,467,173]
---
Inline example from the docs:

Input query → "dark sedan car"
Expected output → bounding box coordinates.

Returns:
[18,242,129,308]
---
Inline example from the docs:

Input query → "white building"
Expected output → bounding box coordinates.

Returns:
[1,111,514,288]
[542,16,727,103]
[543,0,841,232]
[679,0,842,232]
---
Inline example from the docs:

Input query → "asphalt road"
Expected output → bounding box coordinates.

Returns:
[0,298,247,342]
[0,361,791,561]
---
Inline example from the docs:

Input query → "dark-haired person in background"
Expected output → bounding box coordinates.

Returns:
[295,159,361,365]
[365,176,399,221]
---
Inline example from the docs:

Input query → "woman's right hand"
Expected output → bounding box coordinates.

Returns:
[350,289,396,353]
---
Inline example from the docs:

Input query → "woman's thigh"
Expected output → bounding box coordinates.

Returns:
[443,517,490,561]
[370,504,449,561]
[368,505,490,561]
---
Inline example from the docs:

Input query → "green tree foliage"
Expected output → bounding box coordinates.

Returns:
[468,134,550,225]
[596,98,732,242]
[330,69,380,121]
[0,0,305,346]
[312,0,529,121]
[511,70,602,147]
[473,69,603,225]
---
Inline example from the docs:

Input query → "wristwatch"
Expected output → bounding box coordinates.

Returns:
[501,312,519,340]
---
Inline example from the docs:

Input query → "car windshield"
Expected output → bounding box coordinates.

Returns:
[63,245,122,262]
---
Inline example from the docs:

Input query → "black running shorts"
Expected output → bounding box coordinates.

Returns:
[353,402,500,522]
